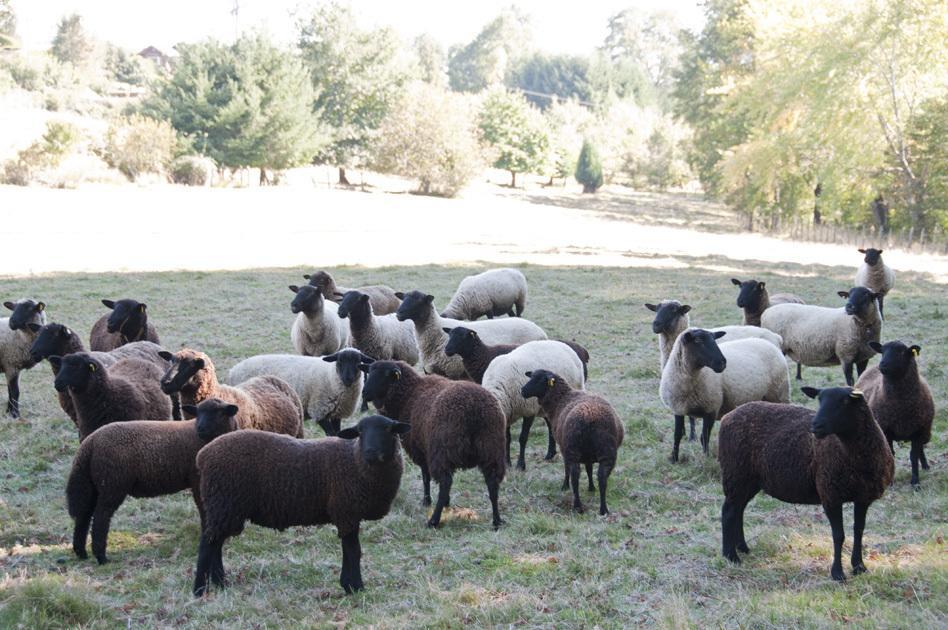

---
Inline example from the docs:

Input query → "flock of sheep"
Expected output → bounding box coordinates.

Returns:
[0,249,934,597]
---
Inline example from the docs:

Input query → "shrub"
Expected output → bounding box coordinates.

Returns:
[1,55,40,90]
[575,139,603,193]
[101,114,176,181]
[2,120,80,185]
[170,155,215,186]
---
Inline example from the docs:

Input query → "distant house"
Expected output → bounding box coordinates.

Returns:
[138,45,174,71]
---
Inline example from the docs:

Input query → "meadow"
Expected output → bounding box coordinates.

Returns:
[0,261,945,627]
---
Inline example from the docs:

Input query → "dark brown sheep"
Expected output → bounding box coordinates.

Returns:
[304,270,401,315]
[89,299,160,352]
[856,341,934,487]
[52,353,172,441]
[730,278,805,327]
[66,399,238,564]
[192,414,409,596]
[362,360,507,529]
[521,369,624,515]
[159,348,304,438]
[718,387,894,581]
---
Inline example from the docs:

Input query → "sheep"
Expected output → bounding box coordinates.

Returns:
[730,279,805,327]
[395,290,546,379]
[227,349,372,437]
[66,398,239,564]
[1,299,46,418]
[159,348,304,438]
[718,387,894,581]
[660,329,790,462]
[337,290,419,365]
[855,248,895,320]
[362,360,506,529]
[521,369,623,515]
[760,287,882,386]
[856,341,934,487]
[51,353,172,441]
[289,285,350,357]
[304,270,401,316]
[89,299,160,352]
[440,268,528,320]
[192,414,409,596]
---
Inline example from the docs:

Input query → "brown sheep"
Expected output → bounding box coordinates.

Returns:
[730,278,805,327]
[718,387,894,581]
[362,360,507,529]
[304,270,401,315]
[66,399,239,564]
[89,299,160,352]
[159,348,304,438]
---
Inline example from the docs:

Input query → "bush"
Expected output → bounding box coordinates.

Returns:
[1,55,40,90]
[2,120,80,185]
[575,139,603,193]
[170,155,215,186]
[101,114,176,181]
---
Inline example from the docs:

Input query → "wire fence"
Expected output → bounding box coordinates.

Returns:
[775,218,948,255]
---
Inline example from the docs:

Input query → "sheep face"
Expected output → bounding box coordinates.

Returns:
[731,279,765,311]
[289,285,323,314]
[682,329,727,373]
[839,287,878,318]
[324,349,374,387]
[6,299,45,331]
[185,398,239,442]
[802,386,867,439]
[443,326,478,357]
[304,270,334,292]
[338,414,410,465]
[362,361,402,408]
[645,301,691,334]
[102,299,147,337]
[52,354,102,393]
[159,351,206,395]
[520,369,558,400]
[337,291,370,319]
[29,323,73,363]
[395,291,434,322]
[870,340,920,380]
[858,248,883,266]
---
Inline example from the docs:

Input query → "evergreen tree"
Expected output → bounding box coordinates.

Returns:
[51,14,93,66]
[575,139,603,193]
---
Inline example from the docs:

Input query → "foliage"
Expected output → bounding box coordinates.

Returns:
[477,89,550,186]
[412,34,447,88]
[602,8,682,102]
[170,155,216,186]
[100,114,177,181]
[893,97,948,230]
[104,44,149,86]
[575,139,603,192]
[2,120,80,185]
[0,0,14,36]
[372,81,482,197]
[507,53,591,110]
[448,8,531,93]
[50,14,93,67]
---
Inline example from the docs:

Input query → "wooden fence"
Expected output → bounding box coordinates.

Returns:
[776,218,948,255]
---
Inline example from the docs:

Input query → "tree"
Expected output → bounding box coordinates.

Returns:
[448,8,531,93]
[507,53,591,110]
[297,2,408,184]
[575,139,603,193]
[413,34,447,88]
[51,14,93,67]
[0,0,16,48]
[602,9,682,98]
[478,89,550,187]
[104,44,149,86]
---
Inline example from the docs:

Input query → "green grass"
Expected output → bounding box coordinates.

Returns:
[0,262,945,628]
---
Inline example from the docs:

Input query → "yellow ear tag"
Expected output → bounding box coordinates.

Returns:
[139,305,146,312]
[89,363,96,372]
[547,377,555,388]
[849,388,863,398]
[393,371,400,380]
[912,348,919,357]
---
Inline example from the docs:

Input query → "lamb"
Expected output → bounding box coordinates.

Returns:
[856,341,934,487]
[395,290,546,379]
[730,279,805,327]
[854,248,895,320]
[304,270,401,316]
[337,290,419,365]
[718,387,894,581]
[521,369,623,515]
[66,398,239,564]
[289,285,350,357]
[1,299,46,418]
[362,360,506,529]
[192,414,409,596]
[89,299,160,352]
[440,268,528,320]
[51,353,172,441]
[760,287,882,386]
[660,329,790,462]
[159,348,304,438]
[227,349,372,437]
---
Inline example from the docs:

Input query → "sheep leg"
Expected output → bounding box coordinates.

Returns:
[505,426,513,466]
[516,417,534,471]
[543,419,557,460]
[721,500,741,563]
[910,440,923,487]
[420,463,432,506]
[72,510,93,560]
[919,446,929,470]
[561,460,570,491]
[193,533,215,596]
[209,539,227,587]
[569,463,584,514]
[486,312,494,319]
[795,362,802,381]
[339,529,363,593]
[671,415,685,463]
[736,501,750,553]
[842,361,855,387]
[506,308,516,317]
[485,472,503,529]
[597,460,613,515]
[585,462,595,491]
[855,359,868,378]
[700,415,715,455]
[688,417,696,442]
[824,503,846,581]
[5,370,20,418]
[851,502,868,575]
[90,498,123,564]
[878,295,885,321]
[427,473,453,528]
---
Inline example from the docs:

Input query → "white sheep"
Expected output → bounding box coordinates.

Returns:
[660,328,789,462]
[1,299,47,418]
[761,287,882,386]
[481,340,586,471]
[440,268,528,320]
[289,285,349,356]
[854,248,895,320]
[337,290,419,365]
[227,349,370,437]
[396,290,547,379]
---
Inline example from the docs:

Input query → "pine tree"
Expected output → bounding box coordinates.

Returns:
[51,14,93,66]
[575,139,603,193]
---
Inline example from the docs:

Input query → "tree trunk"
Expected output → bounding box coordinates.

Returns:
[510,171,516,188]
[338,167,350,186]
[813,182,822,225]
[259,168,270,186]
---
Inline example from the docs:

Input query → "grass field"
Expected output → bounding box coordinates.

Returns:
[0,261,945,628]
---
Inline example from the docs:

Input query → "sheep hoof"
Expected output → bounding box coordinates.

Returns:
[515,460,526,471]
[830,567,846,582]
[426,518,441,529]
[492,518,504,530]
[95,554,108,565]
[912,482,921,492]
[544,452,556,461]
[193,584,208,598]
[599,507,609,516]
[723,550,741,564]
[561,481,569,491]
[737,542,749,553]
[73,548,87,560]
[573,504,585,514]
[852,564,867,576]
[588,484,596,492]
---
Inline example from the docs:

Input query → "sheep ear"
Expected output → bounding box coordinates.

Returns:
[358,363,371,373]
[3,301,14,311]
[394,292,405,300]
[877,249,883,254]
[338,427,360,440]
[360,294,369,302]
[392,421,410,434]
[158,350,173,361]
[644,303,658,312]
[27,323,42,333]
[525,371,533,378]
[730,278,741,286]
[225,404,239,416]
[194,358,205,370]
[910,345,921,357]
[868,342,883,354]
[682,331,693,343]
[62,326,72,337]
[837,291,850,299]
[424,294,434,304]
[442,327,453,334]
[359,353,375,364]
[289,285,299,293]
[48,355,62,369]
[88,362,97,372]
[801,386,820,399]
[36,302,45,312]
[713,331,726,339]
[679,305,692,314]
[303,274,311,280]
[322,353,339,363]
[757,282,765,290]
[181,405,197,416]
[858,248,866,253]
[102,299,115,309]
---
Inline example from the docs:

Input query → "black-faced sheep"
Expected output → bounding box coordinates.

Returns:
[66,398,239,564]
[440,268,528,320]
[730,279,805,327]
[855,248,895,320]
[192,414,409,596]
[305,270,402,316]
[159,348,304,438]
[362,360,506,529]
[337,290,418,364]
[856,341,934,487]
[1,299,46,418]
[289,285,349,356]
[89,299,160,352]
[718,387,894,581]
[521,369,623,515]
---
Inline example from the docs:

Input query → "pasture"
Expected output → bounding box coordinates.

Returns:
[0,261,945,627]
